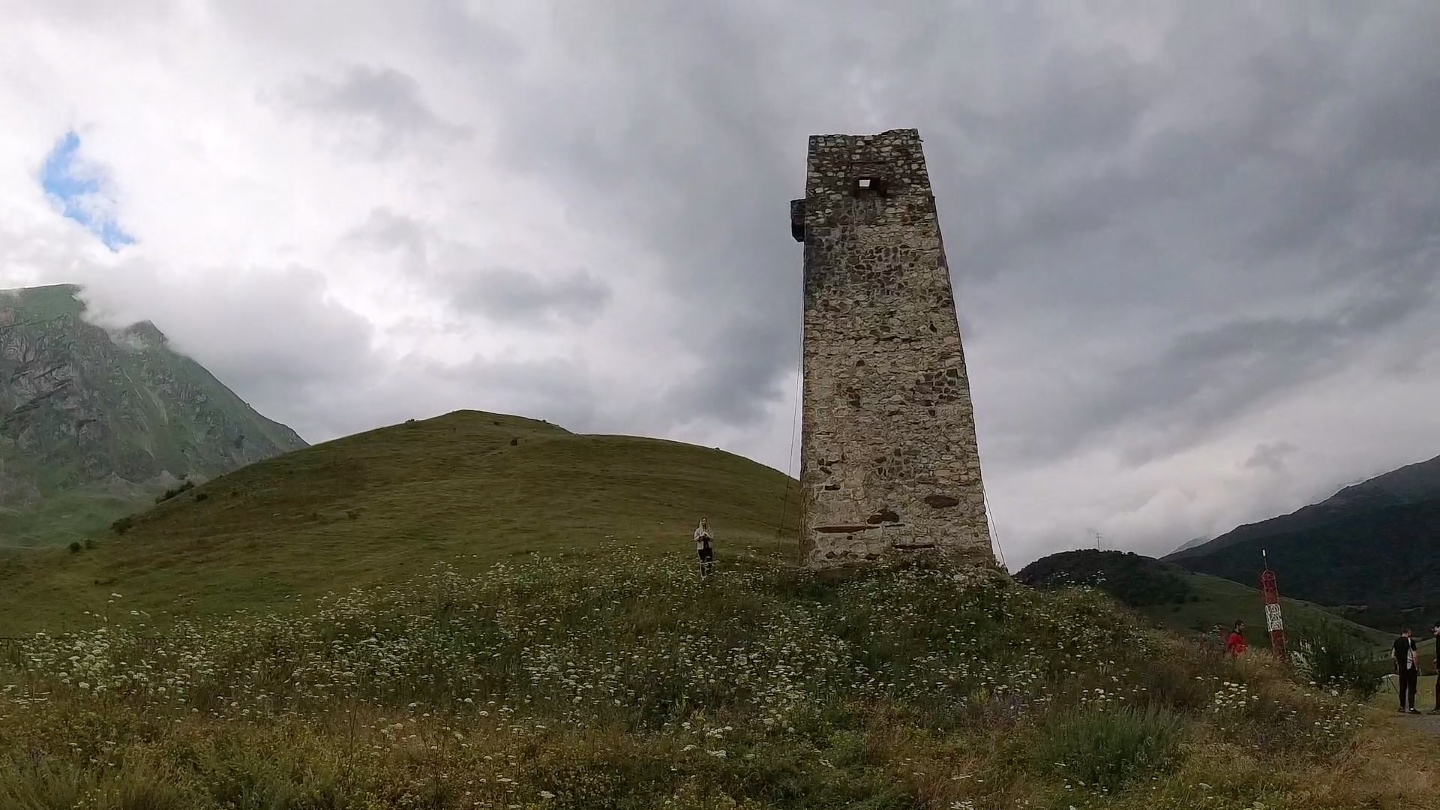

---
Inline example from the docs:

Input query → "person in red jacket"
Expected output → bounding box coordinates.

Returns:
[1226,621,1248,656]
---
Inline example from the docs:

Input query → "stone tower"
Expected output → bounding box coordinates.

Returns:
[789,129,994,569]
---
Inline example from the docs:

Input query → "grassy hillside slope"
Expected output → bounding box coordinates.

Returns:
[0,487,144,549]
[0,410,800,634]
[1155,572,1391,648]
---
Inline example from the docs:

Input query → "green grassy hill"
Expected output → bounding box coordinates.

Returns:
[1017,549,1390,651]
[0,487,144,549]
[0,410,800,635]
[3,411,1438,807]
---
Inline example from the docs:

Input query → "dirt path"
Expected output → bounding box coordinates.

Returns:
[1409,714,1440,736]
[1376,674,1440,734]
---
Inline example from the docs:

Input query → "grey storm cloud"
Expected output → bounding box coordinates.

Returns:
[272,64,471,157]
[343,208,614,327]
[1033,249,1440,469]
[1245,442,1300,474]
[445,267,611,328]
[461,0,1440,456]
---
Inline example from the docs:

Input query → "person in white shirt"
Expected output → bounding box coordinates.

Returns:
[693,518,715,578]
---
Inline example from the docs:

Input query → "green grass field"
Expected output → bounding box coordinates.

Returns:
[5,538,1434,808]
[0,410,801,635]
[0,487,148,550]
[1369,674,1439,711]
[3,409,1439,807]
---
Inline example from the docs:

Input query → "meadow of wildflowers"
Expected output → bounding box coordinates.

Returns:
[0,542,1432,809]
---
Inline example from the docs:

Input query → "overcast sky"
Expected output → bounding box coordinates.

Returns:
[2,1,1438,568]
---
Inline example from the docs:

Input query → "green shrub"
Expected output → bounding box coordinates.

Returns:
[1290,619,1388,700]
[111,515,134,535]
[68,541,82,554]
[1031,704,1189,794]
[155,480,195,504]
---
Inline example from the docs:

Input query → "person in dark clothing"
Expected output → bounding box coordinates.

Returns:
[1392,627,1420,714]
[1430,623,1440,716]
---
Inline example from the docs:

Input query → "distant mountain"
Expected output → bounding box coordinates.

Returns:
[1168,535,1212,556]
[1169,498,1440,633]
[0,283,307,546]
[1017,548,1389,650]
[1158,452,1440,632]
[1164,453,1440,564]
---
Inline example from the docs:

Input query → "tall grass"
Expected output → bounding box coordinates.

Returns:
[1032,704,1189,793]
[0,546,1423,808]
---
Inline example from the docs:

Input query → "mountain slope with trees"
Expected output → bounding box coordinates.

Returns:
[1170,500,1440,632]
[1156,453,1440,633]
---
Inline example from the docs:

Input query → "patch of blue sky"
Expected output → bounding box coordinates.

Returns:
[39,130,136,251]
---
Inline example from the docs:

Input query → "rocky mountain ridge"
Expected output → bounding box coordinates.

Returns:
[0,283,307,540]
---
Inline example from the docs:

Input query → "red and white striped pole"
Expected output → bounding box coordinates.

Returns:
[1259,549,1286,660]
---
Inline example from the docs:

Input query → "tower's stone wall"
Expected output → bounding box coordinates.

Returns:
[792,129,994,569]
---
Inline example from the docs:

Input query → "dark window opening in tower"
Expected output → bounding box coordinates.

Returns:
[853,177,887,196]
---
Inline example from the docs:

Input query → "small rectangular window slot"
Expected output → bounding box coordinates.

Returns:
[852,177,888,196]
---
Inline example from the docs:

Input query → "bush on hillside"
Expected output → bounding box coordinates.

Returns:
[110,515,133,535]
[1289,618,1390,700]
[155,479,195,504]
